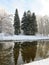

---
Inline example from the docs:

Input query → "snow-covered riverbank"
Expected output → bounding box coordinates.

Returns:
[23,58,49,65]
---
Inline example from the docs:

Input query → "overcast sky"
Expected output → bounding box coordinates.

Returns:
[0,0,49,18]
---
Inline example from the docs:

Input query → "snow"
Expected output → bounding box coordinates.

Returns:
[0,34,49,42]
[0,9,14,49]
[23,58,49,65]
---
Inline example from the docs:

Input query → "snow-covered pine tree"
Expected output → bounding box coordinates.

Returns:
[31,12,38,35]
[21,11,31,35]
[21,11,38,35]
[14,9,20,35]
[21,11,28,34]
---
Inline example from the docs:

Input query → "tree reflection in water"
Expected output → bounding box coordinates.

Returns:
[13,43,20,65]
[37,41,49,59]
[12,41,49,65]
[0,43,14,65]
[21,41,37,63]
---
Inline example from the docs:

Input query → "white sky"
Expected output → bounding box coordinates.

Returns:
[0,0,49,18]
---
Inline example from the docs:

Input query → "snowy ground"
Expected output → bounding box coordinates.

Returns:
[0,33,49,42]
[23,58,49,65]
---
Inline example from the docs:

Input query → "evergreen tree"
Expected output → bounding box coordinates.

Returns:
[21,11,37,35]
[26,10,32,35]
[21,11,28,34]
[13,9,20,60]
[14,9,20,35]
[21,11,31,35]
[21,11,37,63]
[31,13,38,35]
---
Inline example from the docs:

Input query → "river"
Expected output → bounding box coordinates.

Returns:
[0,41,49,65]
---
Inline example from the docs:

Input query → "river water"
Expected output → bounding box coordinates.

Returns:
[0,41,49,65]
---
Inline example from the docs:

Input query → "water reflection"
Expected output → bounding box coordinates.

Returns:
[0,41,49,65]
[13,41,37,65]
[13,43,20,65]
[36,41,49,59]
[21,42,37,63]
[0,43,14,65]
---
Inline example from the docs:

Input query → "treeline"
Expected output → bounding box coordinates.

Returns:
[14,9,38,35]
[13,9,38,65]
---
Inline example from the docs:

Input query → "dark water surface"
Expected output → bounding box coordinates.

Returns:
[0,41,49,65]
